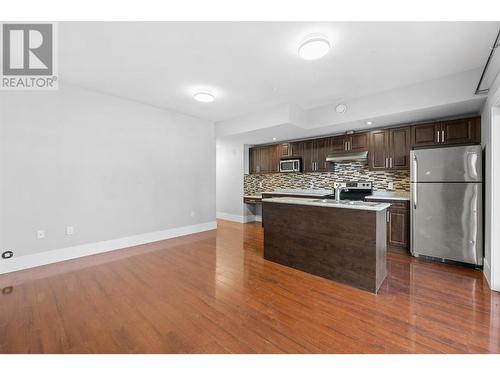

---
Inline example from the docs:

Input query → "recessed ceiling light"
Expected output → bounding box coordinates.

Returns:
[193,91,215,103]
[335,104,347,113]
[366,121,373,125]
[272,137,277,141]
[298,34,331,60]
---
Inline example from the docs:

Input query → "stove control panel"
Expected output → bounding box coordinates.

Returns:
[334,182,372,190]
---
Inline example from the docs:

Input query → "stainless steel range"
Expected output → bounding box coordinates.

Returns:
[322,182,373,201]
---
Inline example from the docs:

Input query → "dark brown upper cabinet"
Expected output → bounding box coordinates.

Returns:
[277,143,292,158]
[348,132,369,152]
[411,116,480,148]
[301,138,330,172]
[440,116,480,145]
[290,140,304,158]
[301,140,315,172]
[249,145,279,174]
[368,129,389,170]
[330,135,347,152]
[330,132,369,152]
[369,126,410,170]
[411,122,438,147]
[388,127,411,169]
[249,115,480,174]
[315,138,330,172]
[249,146,261,174]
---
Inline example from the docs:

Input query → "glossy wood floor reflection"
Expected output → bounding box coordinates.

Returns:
[1,220,499,353]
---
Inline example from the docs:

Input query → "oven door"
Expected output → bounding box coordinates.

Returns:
[279,159,300,172]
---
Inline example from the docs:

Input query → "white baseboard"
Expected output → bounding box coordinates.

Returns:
[0,221,217,275]
[216,211,245,223]
[483,257,492,288]
[216,211,259,223]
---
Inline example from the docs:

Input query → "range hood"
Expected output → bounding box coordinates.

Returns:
[326,151,368,162]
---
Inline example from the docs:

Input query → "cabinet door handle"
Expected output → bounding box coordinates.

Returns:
[386,211,390,222]
[385,158,388,168]
[390,157,393,168]
[442,130,445,143]
[437,131,440,143]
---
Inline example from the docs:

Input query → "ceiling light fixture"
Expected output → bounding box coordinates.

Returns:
[193,91,215,103]
[335,104,347,113]
[298,34,331,60]
[272,137,277,141]
[366,121,373,125]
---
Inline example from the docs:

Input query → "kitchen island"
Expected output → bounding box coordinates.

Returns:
[262,197,390,293]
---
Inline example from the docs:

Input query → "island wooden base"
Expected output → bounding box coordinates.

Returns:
[263,202,387,293]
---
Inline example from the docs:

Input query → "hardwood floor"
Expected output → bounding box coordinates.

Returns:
[0,219,499,353]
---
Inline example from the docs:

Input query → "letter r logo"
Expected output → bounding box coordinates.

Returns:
[2,24,53,75]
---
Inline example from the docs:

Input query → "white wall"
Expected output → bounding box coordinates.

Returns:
[0,83,216,272]
[481,72,500,291]
[216,139,256,223]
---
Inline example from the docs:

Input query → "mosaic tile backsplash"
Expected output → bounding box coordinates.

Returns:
[244,161,410,195]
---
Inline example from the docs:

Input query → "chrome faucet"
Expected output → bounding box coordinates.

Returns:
[335,186,349,202]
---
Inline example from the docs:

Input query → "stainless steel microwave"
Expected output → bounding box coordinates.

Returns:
[279,159,301,172]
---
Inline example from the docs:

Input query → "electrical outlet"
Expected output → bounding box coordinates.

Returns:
[37,230,45,239]
[66,226,74,236]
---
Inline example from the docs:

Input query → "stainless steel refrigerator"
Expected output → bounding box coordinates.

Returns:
[410,145,483,265]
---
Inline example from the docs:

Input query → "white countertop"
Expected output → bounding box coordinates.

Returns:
[243,195,262,200]
[365,191,410,201]
[262,197,390,211]
[262,189,334,196]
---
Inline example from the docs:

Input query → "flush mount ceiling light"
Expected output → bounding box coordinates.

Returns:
[366,121,373,125]
[298,34,331,60]
[272,137,277,141]
[193,91,215,103]
[335,104,347,113]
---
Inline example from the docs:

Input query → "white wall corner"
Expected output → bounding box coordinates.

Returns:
[0,221,217,275]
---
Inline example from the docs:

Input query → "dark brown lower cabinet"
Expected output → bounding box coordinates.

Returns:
[366,198,410,251]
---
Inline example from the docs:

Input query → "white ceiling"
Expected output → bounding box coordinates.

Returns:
[60,22,500,122]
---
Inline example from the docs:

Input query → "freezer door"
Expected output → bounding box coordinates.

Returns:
[411,182,482,265]
[410,145,482,182]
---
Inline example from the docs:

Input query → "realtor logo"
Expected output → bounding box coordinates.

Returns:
[1,23,58,90]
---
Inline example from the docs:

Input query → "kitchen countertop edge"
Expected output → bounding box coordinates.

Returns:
[262,197,391,212]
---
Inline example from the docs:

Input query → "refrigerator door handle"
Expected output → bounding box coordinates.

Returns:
[468,152,478,179]
[413,182,417,210]
[471,184,478,259]
[412,154,417,209]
